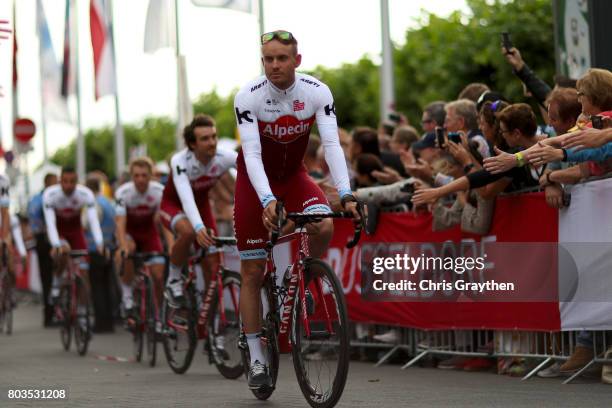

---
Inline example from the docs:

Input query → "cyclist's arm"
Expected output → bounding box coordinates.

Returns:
[171,154,205,232]
[10,216,26,258]
[114,194,128,250]
[84,190,104,248]
[315,85,352,200]
[0,179,10,241]
[234,91,275,207]
[42,191,61,248]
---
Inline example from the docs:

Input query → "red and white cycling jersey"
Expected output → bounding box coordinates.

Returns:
[233,73,351,208]
[42,184,103,248]
[162,147,237,231]
[115,181,164,231]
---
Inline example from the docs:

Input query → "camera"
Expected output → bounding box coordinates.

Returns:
[435,127,445,148]
[447,132,462,144]
[591,115,604,129]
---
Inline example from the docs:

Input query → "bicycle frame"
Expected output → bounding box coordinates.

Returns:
[135,262,160,331]
[58,253,88,324]
[270,227,336,353]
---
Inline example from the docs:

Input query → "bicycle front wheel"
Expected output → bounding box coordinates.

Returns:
[291,259,350,408]
[161,284,197,374]
[58,285,72,351]
[209,269,243,379]
[73,277,91,356]
[146,278,157,367]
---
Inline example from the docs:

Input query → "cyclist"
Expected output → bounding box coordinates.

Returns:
[114,157,167,324]
[159,115,237,309]
[0,174,15,302]
[233,30,360,389]
[43,167,104,328]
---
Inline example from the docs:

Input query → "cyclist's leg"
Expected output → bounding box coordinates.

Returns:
[116,236,137,311]
[283,170,334,258]
[138,233,165,311]
[50,240,70,302]
[166,218,195,302]
[240,259,267,359]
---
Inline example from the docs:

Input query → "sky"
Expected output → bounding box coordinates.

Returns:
[0,0,469,169]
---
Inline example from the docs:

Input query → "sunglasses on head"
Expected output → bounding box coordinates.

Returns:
[261,30,294,45]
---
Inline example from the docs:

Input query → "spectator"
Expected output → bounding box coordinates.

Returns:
[354,153,384,188]
[478,100,510,152]
[390,125,419,154]
[350,126,407,179]
[27,172,57,327]
[445,99,491,159]
[458,82,490,103]
[421,101,446,134]
[85,175,116,333]
[304,134,324,179]
[503,46,551,109]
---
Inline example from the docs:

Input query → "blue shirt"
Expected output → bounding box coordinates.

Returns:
[27,191,45,234]
[86,195,116,251]
[566,142,612,163]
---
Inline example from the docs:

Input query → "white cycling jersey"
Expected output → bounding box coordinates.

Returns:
[115,181,164,225]
[42,184,103,248]
[234,73,352,207]
[167,148,237,231]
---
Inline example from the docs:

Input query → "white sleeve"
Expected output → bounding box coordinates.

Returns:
[315,85,352,198]
[171,154,205,231]
[42,190,61,248]
[114,188,127,217]
[234,90,276,208]
[11,216,26,257]
[0,177,9,208]
[84,190,104,247]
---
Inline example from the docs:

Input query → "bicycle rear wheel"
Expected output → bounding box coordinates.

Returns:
[133,281,144,362]
[73,277,91,356]
[146,279,157,367]
[209,269,243,379]
[58,285,72,351]
[291,259,350,408]
[161,283,197,374]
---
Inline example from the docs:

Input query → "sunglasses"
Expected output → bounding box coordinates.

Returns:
[261,30,294,45]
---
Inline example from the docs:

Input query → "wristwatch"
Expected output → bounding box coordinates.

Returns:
[340,194,357,208]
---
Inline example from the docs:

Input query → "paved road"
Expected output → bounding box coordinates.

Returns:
[0,304,611,407]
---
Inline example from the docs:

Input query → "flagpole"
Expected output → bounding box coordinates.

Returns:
[36,0,49,164]
[73,0,85,181]
[258,0,264,75]
[107,0,125,176]
[174,0,182,150]
[380,0,394,121]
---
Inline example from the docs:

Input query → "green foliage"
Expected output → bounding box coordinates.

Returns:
[192,88,238,138]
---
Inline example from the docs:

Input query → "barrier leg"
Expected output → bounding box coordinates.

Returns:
[521,357,552,381]
[374,345,400,367]
[401,350,429,370]
[562,359,596,384]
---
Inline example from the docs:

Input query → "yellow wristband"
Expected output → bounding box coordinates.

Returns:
[515,152,525,167]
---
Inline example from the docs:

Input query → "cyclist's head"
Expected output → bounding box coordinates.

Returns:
[261,30,301,90]
[183,114,217,160]
[60,166,78,196]
[129,157,154,193]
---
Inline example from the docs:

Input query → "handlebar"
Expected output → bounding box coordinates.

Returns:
[269,200,366,249]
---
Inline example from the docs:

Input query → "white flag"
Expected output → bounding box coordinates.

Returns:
[144,0,176,53]
[191,0,252,13]
[37,0,71,122]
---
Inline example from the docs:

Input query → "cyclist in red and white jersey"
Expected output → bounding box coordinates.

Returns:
[114,157,167,320]
[43,167,103,312]
[160,115,237,306]
[233,30,360,389]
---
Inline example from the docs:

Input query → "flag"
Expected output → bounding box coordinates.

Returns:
[61,0,76,98]
[190,0,252,13]
[37,0,70,122]
[143,0,176,53]
[90,0,116,99]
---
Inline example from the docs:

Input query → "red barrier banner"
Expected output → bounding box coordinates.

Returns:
[320,192,562,331]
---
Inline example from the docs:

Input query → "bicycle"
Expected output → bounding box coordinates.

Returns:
[239,201,364,408]
[54,250,92,356]
[121,252,167,367]
[0,243,13,335]
[161,236,243,378]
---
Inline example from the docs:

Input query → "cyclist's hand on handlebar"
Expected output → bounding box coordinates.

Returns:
[263,200,284,232]
[50,246,63,258]
[341,194,365,225]
[195,227,215,248]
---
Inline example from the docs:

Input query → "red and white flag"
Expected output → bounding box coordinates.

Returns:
[90,0,116,100]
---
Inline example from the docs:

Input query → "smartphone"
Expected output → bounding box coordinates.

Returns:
[435,127,445,148]
[591,115,604,129]
[388,112,401,123]
[448,132,462,144]
[501,32,513,53]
